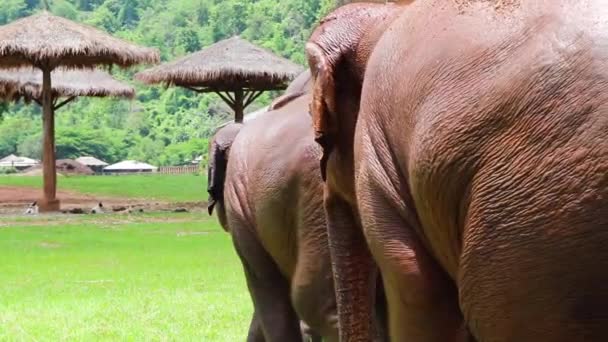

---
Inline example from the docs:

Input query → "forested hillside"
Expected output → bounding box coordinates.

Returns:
[0,0,339,167]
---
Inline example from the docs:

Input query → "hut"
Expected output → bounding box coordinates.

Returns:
[0,11,159,211]
[22,159,94,176]
[0,154,39,170]
[75,156,109,174]
[136,36,303,122]
[103,160,158,174]
[56,159,94,175]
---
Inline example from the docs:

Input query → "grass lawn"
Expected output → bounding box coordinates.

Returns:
[0,213,251,341]
[0,174,207,202]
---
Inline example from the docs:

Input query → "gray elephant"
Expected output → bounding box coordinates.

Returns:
[207,75,339,341]
[307,1,608,341]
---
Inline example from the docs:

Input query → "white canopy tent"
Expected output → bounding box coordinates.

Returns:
[103,160,158,173]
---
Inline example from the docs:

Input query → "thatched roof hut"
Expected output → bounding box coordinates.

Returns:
[0,68,134,103]
[0,154,39,169]
[21,159,95,176]
[136,36,303,122]
[75,156,109,167]
[75,156,108,173]
[0,11,158,69]
[0,11,159,212]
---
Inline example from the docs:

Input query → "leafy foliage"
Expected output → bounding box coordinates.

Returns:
[0,0,341,165]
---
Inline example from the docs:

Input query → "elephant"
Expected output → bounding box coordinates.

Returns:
[306,1,608,341]
[207,76,341,341]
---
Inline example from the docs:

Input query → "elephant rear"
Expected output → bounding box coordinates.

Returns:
[356,1,608,340]
[439,3,608,340]
[207,123,243,230]
[217,94,340,341]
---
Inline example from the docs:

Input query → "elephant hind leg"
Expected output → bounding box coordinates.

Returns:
[247,310,265,342]
[230,217,302,342]
[460,197,608,341]
[291,235,339,342]
[458,146,608,342]
[357,176,467,341]
[290,195,339,342]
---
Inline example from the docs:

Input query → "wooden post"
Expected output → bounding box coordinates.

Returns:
[234,89,244,123]
[39,67,60,212]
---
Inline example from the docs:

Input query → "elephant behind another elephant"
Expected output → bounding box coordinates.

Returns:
[207,90,339,341]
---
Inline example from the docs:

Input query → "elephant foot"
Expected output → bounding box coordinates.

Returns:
[301,321,322,342]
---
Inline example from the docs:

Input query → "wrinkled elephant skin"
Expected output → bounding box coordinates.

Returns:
[307,1,608,341]
[208,88,340,341]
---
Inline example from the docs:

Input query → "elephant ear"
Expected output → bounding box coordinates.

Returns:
[306,43,338,181]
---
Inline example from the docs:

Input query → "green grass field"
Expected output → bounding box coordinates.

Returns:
[0,213,251,341]
[0,174,207,202]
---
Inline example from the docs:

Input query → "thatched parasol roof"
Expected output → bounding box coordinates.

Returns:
[135,36,303,90]
[0,68,135,101]
[0,11,159,69]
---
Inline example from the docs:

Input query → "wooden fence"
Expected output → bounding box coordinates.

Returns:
[158,165,200,175]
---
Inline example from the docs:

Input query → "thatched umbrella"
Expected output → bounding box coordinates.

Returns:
[0,68,135,104]
[136,36,303,122]
[0,11,159,212]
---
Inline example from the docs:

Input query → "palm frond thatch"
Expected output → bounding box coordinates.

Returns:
[0,11,159,69]
[0,67,135,101]
[135,36,303,91]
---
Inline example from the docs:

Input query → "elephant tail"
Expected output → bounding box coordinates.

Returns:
[207,123,243,216]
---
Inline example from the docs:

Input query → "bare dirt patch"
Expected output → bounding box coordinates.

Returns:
[0,186,206,216]
[0,215,210,228]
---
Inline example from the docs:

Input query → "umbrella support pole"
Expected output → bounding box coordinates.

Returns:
[39,67,60,212]
[234,89,244,123]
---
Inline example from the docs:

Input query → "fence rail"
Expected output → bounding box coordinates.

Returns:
[158,165,200,175]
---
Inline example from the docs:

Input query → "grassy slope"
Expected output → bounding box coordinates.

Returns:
[0,214,250,341]
[0,175,207,202]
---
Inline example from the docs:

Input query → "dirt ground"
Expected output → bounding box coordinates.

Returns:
[0,186,206,215]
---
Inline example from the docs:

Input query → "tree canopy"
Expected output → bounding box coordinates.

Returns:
[0,0,341,166]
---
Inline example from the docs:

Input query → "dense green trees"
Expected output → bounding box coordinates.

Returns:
[0,0,340,166]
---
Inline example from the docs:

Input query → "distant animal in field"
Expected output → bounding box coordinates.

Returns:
[90,202,104,214]
[24,201,38,215]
